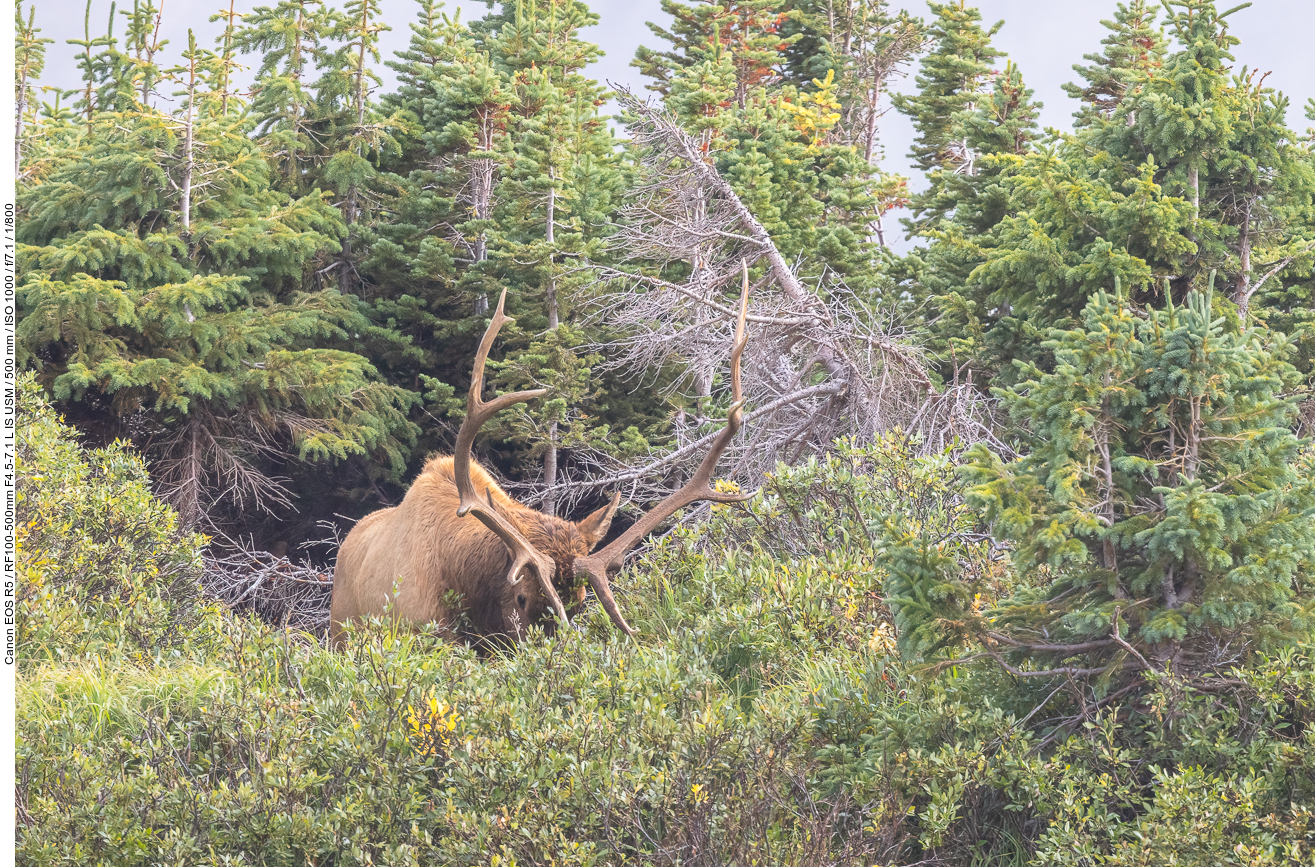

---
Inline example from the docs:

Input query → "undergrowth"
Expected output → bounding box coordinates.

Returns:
[16,377,1315,865]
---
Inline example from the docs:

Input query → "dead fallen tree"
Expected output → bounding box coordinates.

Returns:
[527,90,1007,514]
[201,535,334,635]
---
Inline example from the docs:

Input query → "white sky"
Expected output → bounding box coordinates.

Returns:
[24,0,1315,248]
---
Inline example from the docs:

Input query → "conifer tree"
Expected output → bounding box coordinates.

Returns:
[887,280,1315,683]
[780,0,924,191]
[891,1,1002,190]
[635,5,903,295]
[16,33,415,529]
[633,0,796,106]
[1062,0,1166,127]
[14,1,53,175]
[911,0,1314,391]
[318,0,403,293]
[233,0,335,194]
[67,0,116,131]
[119,0,169,108]
[208,0,244,116]
[360,0,627,498]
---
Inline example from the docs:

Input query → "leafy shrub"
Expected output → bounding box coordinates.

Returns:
[16,374,220,667]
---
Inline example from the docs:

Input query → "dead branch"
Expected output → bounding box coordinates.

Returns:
[201,530,336,636]
[555,89,1006,515]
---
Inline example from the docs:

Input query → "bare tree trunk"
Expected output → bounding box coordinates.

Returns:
[546,167,558,328]
[1189,163,1199,220]
[470,111,497,316]
[288,11,303,187]
[862,70,885,166]
[1233,196,1252,309]
[1096,377,1121,593]
[180,42,196,234]
[543,425,559,515]
[15,69,28,177]
[543,166,559,513]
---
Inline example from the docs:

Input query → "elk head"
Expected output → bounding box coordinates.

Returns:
[456,270,754,636]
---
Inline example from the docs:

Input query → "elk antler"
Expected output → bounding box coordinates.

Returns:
[453,290,570,627]
[575,260,756,636]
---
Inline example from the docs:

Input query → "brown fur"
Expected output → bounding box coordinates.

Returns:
[329,455,615,648]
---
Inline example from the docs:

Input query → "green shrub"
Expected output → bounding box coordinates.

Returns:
[16,374,221,667]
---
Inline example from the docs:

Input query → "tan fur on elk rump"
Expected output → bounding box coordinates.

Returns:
[329,455,615,648]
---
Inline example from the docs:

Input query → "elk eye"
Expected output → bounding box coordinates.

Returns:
[517,595,527,609]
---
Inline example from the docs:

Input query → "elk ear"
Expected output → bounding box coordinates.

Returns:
[576,492,621,551]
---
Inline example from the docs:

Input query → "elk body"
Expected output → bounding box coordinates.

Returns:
[330,280,753,647]
[329,455,618,645]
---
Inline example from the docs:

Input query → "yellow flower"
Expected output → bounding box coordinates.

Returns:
[406,690,462,756]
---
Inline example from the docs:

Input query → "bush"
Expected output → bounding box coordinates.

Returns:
[15,374,220,667]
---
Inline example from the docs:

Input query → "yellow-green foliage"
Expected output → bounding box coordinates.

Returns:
[16,374,221,667]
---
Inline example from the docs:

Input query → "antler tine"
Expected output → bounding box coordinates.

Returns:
[452,290,569,627]
[575,260,756,637]
[454,289,549,473]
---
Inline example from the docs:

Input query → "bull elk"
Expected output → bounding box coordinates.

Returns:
[329,272,753,647]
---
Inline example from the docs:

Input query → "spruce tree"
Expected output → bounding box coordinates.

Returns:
[208,0,245,116]
[16,31,415,530]
[318,0,405,294]
[1062,0,1166,127]
[780,0,924,214]
[923,281,1312,680]
[232,0,336,195]
[911,0,1314,391]
[890,0,1002,229]
[633,0,796,106]
[14,1,53,175]
[636,8,902,297]
[67,0,116,131]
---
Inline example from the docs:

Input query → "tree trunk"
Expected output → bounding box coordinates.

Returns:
[546,167,558,328]
[1188,163,1199,220]
[1233,196,1252,308]
[543,166,559,513]
[339,1,371,295]
[180,49,195,234]
[471,112,497,316]
[15,67,28,176]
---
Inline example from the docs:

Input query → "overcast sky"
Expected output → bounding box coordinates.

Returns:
[26,0,1315,247]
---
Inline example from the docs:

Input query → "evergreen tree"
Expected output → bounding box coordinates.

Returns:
[779,0,924,230]
[890,1,1002,206]
[118,0,169,108]
[633,0,796,106]
[318,0,402,293]
[1062,0,1166,127]
[208,0,245,117]
[16,38,415,530]
[897,45,1042,385]
[888,281,1315,682]
[910,0,1314,391]
[635,3,904,298]
[14,1,53,175]
[484,2,620,505]
[232,0,336,195]
[67,0,116,131]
